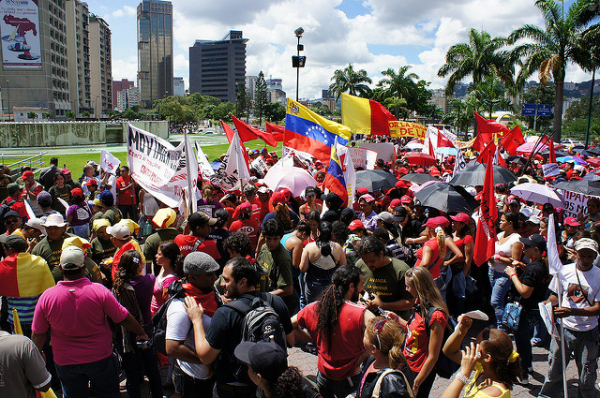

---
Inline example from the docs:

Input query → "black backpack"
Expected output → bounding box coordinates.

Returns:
[151,280,184,356]
[226,293,287,349]
[423,306,460,379]
[0,199,17,234]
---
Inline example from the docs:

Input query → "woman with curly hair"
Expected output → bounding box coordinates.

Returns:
[112,250,163,398]
[358,317,412,398]
[442,318,522,398]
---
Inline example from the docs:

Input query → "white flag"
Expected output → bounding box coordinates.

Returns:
[547,213,562,277]
[100,150,121,175]
[453,147,467,176]
[195,142,215,177]
[210,132,251,191]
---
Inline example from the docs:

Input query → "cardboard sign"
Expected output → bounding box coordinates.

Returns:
[560,190,600,218]
[542,163,560,177]
[358,142,396,162]
[349,147,378,170]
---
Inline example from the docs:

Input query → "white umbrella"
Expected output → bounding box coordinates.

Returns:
[263,166,317,197]
[510,183,564,207]
[405,142,424,150]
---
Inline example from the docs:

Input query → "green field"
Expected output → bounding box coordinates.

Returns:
[40,139,283,175]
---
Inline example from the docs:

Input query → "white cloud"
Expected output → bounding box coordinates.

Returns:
[112,56,137,82]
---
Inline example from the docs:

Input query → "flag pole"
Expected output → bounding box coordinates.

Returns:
[184,129,195,216]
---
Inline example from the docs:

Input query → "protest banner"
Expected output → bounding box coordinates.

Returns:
[388,121,427,140]
[100,150,121,175]
[251,157,269,178]
[542,163,560,177]
[358,142,395,163]
[348,147,378,170]
[560,189,600,218]
[195,142,214,177]
[211,132,251,191]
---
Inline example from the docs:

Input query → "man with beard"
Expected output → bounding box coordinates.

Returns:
[292,265,375,398]
[183,257,294,398]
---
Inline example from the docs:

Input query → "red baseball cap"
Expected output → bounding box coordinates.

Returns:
[271,191,287,205]
[357,187,369,195]
[395,180,409,189]
[20,170,34,179]
[416,168,425,173]
[563,217,581,227]
[450,213,471,225]
[85,178,98,186]
[400,195,413,205]
[389,198,402,208]
[348,219,365,231]
[423,216,450,229]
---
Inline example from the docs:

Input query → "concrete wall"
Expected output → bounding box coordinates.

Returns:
[0,121,169,148]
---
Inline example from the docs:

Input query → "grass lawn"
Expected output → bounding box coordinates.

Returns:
[41,139,283,174]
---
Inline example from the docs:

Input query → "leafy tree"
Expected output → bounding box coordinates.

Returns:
[236,82,249,118]
[210,103,235,121]
[329,63,372,99]
[509,0,596,141]
[82,111,91,118]
[564,95,600,120]
[122,109,139,120]
[521,84,556,130]
[383,96,408,119]
[264,102,286,122]
[438,28,514,97]
[377,65,419,101]
[43,112,53,119]
[66,111,76,119]
[254,71,268,124]
[467,75,512,119]
[27,111,37,119]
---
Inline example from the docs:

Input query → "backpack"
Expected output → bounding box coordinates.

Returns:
[423,306,460,379]
[0,199,17,234]
[151,280,184,355]
[226,293,287,349]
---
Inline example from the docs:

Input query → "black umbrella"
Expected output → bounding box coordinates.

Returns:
[401,173,438,185]
[572,147,591,157]
[414,182,480,213]
[540,149,569,157]
[553,180,600,196]
[355,170,398,192]
[450,162,517,186]
[507,156,527,165]
[587,147,600,156]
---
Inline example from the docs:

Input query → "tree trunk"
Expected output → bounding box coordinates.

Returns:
[553,79,564,142]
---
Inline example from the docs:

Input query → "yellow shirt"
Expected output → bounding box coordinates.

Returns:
[464,363,511,398]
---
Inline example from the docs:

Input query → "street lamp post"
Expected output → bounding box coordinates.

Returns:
[292,27,306,101]
[584,68,596,149]
[5,80,9,121]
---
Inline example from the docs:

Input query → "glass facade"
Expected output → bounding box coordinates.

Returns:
[137,0,172,108]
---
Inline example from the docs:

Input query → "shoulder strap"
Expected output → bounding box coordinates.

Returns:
[191,238,203,253]
[371,369,414,398]
[225,293,256,315]
[575,269,593,307]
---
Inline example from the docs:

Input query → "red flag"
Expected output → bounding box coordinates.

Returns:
[266,122,285,141]
[220,120,250,169]
[231,115,278,147]
[437,130,454,148]
[541,134,556,163]
[476,140,496,164]
[473,149,498,266]
[473,112,510,152]
[500,125,525,156]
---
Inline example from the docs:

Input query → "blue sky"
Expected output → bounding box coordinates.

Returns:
[86,0,590,99]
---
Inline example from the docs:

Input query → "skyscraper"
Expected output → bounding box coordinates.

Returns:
[89,15,112,116]
[137,0,173,108]
[189,30,247,103]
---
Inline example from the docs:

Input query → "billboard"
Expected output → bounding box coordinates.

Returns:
[0,0,41,69]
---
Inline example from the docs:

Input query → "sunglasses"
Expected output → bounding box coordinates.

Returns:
[374,319,389,349]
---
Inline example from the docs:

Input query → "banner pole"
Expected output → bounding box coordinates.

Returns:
[184,130,195,216]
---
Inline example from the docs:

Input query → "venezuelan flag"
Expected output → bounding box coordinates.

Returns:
[324,143,348,207]
[284,98,351,163]
[341,93,397,135]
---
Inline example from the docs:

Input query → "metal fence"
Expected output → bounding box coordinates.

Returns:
[0,152,47,178]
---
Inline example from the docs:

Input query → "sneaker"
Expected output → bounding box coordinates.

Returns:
[528,367,534,374]
[519,374,530,385]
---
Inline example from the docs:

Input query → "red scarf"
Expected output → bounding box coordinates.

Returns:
[181,283,219,317]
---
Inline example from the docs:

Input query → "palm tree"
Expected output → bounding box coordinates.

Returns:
[467,75,513,119]
[377,65,419,101]
[329,64,372,99]
[383,96,409,120]
[438,28,514,97]
[509,0,595,141]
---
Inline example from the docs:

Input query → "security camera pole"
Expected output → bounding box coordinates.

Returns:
[293,27,306,101]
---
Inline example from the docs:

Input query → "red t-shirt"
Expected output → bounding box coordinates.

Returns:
[415,239,443,279]
[229,218,259,247]
[2,198,28,220]
[454,234,474,253]
[296,301,366,380]
[20,183,43,201]
[174,234,221,258]
[232,198,262,221]
[116,176,137,206]
[403,308,448,372]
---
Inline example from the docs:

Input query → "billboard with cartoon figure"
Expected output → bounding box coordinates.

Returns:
[0,0,41,68]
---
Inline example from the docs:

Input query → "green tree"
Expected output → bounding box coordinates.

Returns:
[236,82,249,118]
[521,84,557,130]
[122,109,139,120]
[66,111,76,119]
[467,75,512,119]
[441,98,472,136]
[264,102,286,122]
[377,65,419,101]
[509,0,596,141]
[210,103,235,121]
[329,63,372,99]
[254,71,268,124]
[82,111,91,118]
[438,28,513,97]
[564,95,600,120]
[27,111,37,119]
[383,96,408,119]
[43,112,53,119]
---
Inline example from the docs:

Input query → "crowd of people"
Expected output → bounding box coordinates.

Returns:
[0,139,599,398]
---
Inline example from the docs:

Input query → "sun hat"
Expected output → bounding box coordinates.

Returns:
[575,238,598,253]
[43,213,67,228]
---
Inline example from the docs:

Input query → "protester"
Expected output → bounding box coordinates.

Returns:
[66,188,92,238]
[299,186,322,219]
[116,165,138,220]
[144,208,180,274]
[151,241,184,314]
[48,173,71,214]
[20,170,43,217]
[174,212,221,259]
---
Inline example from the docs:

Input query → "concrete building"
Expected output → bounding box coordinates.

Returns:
[89,15,112,117]
[189,30,248,102]
[137,0,173,108]
[117,86,140,111]
[112,79,135,109]
[245,75,257,102]
[173,76,185,96]
[65,0,91,116]
[268,78,286,105]
[429,89,450,113]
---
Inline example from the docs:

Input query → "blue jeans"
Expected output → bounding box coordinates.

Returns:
[55,354,120,398]
[305,282,330,305]
[514,308,541,373]
[488,269,512,329]
[538,326,599,398]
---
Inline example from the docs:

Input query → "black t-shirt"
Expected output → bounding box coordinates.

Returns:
[519,260,549,309]
[208,228,231,268]
[205,290,293,384]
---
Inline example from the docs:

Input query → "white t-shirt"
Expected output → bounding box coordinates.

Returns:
[165,299,212,379]
[492,232,521,272]
[550,262,600,332]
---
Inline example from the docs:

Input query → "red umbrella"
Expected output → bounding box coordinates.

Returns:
[586,158,600,167]
[405,152,436,167]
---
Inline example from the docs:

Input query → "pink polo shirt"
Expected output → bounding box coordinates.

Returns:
[32,278,129,366]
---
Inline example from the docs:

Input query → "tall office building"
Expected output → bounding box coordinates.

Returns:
[137,0,173,108]
[0,0,71,117]
[173,76,185,96]
[89,15,112,116]
[189,30,247,103]
[65,0,91,115]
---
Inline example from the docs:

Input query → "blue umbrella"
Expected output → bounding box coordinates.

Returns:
[210,161,222,171]
[556,156,587,165]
